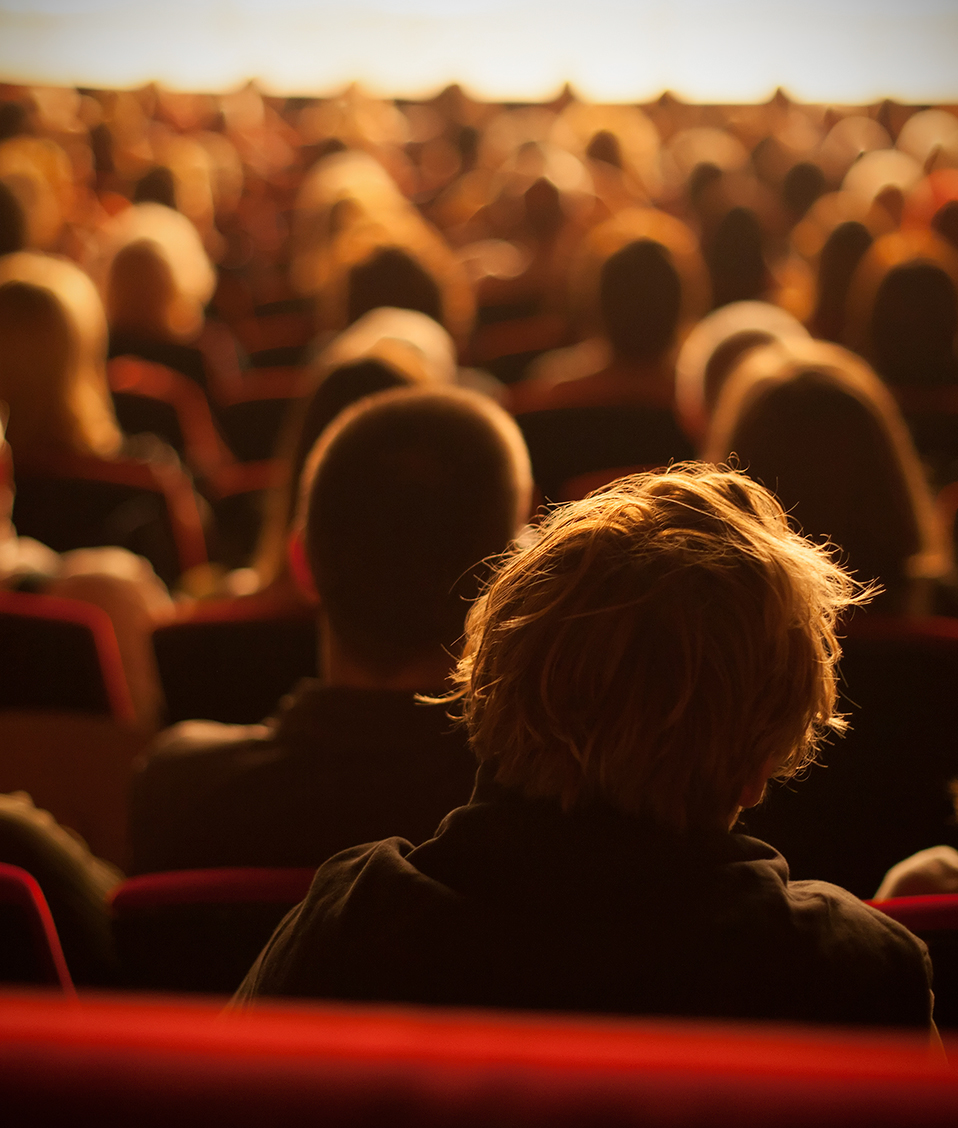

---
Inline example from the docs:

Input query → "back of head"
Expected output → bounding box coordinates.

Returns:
[705,341,947,608]
[811,219,873,342]
[599,238,682,362]
[0,253,120,459]
[705,206,767,309]
[0,179,26,256]
[869,259,958,384]
[346,246,444,328]
[303,386,531,678]
[95,202,215,342]
[107,239,179,339]
[452,464,864,833]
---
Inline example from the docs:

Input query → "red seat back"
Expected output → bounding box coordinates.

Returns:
[0,864,75,993]
[0,992,954,1126]
[110,867,315,993]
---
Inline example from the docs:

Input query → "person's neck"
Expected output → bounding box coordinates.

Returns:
[321,628,454,692]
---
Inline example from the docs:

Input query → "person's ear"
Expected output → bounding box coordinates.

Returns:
[738,755,779,810]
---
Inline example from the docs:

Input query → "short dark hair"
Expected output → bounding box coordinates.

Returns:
[303,386,530,676]
[346,247,444,328]
[599,239,682,361]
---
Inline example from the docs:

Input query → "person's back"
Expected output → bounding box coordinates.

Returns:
[130,386,532,873]
[236,465,933,1031]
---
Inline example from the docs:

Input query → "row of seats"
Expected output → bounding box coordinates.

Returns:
[3,859,958,1020]
[2,985,954,1128]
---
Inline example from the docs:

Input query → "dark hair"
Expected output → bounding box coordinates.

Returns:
[932,199,958,253]
[346,247,444,328]
[782,161,825,218]
[811,221,873,342]
[285,358,411,527]
[304,387,527,675]
[870,260,958,384]
[599,239,682,361]
[0,181,26,256]
[133,166,177,209]
[706,207,767,308]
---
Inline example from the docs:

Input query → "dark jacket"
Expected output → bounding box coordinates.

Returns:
[236,765,933,1029]
[130,680,477,874]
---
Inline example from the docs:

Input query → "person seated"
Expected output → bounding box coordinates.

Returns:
[129,385,533,873]
[510,208,709,414]
[0,254,173,729]
[703,338,950,616]
[235,464,932,1031]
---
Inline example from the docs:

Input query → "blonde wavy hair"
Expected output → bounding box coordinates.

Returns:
[0,252,122,460]
[446,464,870,834]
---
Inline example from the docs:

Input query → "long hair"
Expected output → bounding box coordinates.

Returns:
[0,252,121,460]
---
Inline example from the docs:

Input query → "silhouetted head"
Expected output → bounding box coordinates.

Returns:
[706,340,948,610]
[705,206,767,308]
[586,130,623,169]
[133,166,177,210]
[347,246,444,327]
[870,260,958,384]
[782,161,825,219]
[0,180,26,256]
[301,386,531,678]
[599,239,682,362]
[932,199,958,253]
[810,220,873,342]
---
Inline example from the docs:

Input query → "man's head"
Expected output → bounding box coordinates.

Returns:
[599,238,682,362]
[451,464,868,833]
[301,385,532,683]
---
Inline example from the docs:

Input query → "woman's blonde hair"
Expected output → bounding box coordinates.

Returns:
[446,464,869,834]
[0,252,122,459]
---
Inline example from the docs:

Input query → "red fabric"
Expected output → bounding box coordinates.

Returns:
[0,589,136,724]
[0,867,75,994]
[867,895,958,933]
[0,992,954,1127]
[109,867,316,909]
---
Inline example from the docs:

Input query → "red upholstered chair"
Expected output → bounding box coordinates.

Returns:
[0,993,955,1127]
[108,355,234,480]
[868,895,958,1029]
[110,866,315,994]
[743,614,958,899]
[0,589,136,724]
[0,864,75,993]
[212,365,310,463]
[11,450,208,590]
[152,596,317,724]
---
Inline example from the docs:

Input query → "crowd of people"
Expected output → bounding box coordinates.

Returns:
[1,79,958,1029]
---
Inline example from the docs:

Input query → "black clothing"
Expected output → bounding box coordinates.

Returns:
[236,766,933,1029]
[130,681,477,874]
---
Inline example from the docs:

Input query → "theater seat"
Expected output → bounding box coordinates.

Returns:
[0,864,75,993]
[0,590,136,723]
[515,406,695,502]
[152,598,317,725]
[11,450,208,590]
[868,895,958,1029]
[0,992,954,1126]
[110,866,315,993]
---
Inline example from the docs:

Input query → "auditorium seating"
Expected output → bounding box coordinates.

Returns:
[11,450,208,591]
[110,866,315,993]
[0,589,136,723]
[869,895,958,1029]
[152,597,317,724]
[0,991,955,1126]
[0,865,75,992]
[743,615,958,899]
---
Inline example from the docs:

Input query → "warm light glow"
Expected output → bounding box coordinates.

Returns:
[0,0,956,103]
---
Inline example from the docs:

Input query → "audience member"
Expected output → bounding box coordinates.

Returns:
[705,338,950,614]
[235,465,932,1030]
[129,385,532,872]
